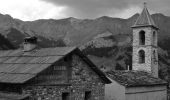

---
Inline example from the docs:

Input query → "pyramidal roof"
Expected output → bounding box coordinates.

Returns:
[132,3,158,29]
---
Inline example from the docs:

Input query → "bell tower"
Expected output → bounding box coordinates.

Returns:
[131,3,159,77]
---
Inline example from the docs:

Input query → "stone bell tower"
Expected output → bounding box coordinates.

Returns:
[131,3,159,77]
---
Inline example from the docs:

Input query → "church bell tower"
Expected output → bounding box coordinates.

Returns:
[131,3,159,77]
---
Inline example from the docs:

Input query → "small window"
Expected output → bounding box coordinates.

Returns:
[153,50,156,58]
[153,31,156,45]
[139,30,145,45]
[62,92,70,100]
[138,50,145,63]
[85,91,91,100]
[153,50,157,63]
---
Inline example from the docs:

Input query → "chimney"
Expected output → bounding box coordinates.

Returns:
[23,36,37,51]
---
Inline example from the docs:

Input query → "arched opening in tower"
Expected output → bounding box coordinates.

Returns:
[153,50,157,63]
[138,50,145,63]
[139,30,145,45]
[153,31,156,45]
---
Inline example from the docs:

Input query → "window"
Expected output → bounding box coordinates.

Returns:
[62,92,70,100]
[153,50,157,63]
[85,91,91,100]
[139,30,145,45]
[153,31,156,45]
[138,50,145,63]
[153,50,156,58]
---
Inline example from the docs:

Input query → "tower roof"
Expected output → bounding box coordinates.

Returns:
[132,3,158,29]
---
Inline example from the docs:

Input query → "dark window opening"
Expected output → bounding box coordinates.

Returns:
[139,30,145,45]
[138,50,145,63]
[62,92,70,100]
[153,31,156,45]
[153,50,157,63]
[85,91,91,100]
[153,50,156,58]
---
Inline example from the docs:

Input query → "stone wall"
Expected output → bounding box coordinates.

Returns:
[132,27,158,77]
[22,54,105,100]
[132,27,157,47]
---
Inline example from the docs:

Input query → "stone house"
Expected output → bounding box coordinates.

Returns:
[105,3,168,100]
[0,37,111,100]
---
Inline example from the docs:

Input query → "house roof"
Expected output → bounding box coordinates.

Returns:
[106,70,167,87]
[0,92,30,100]
[131,3,158,29]
[0,47,111,84]
[0,47,76,84]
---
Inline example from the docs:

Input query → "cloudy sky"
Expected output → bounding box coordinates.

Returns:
[0,0,169,21]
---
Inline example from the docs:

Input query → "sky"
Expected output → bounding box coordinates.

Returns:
[0,0,169,21]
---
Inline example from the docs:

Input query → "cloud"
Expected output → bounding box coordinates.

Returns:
[0,0,169,21]
[41,0,170,19]
[0,0,67,21]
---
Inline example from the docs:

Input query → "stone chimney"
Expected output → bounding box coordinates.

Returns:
[23,36,37,51]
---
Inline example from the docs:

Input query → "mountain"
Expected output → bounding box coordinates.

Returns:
[0,13,170,81]
[0,13,170,47]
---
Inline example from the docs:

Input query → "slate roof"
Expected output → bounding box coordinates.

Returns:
[0,92,29,100]
[131,3,158,29]
[106,70,167,87]
[0,47,76,83]
[0,47,111,84]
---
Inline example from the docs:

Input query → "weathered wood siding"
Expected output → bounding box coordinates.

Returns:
[26,56,72,85]
[125,85,167,100]
[22,54,105,100]
[105,78,125,100]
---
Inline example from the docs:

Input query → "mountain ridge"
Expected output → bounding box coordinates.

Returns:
[0,13,170,81]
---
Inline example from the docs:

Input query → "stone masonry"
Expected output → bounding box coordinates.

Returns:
[132,27,158,77]
[22,54,105,100]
